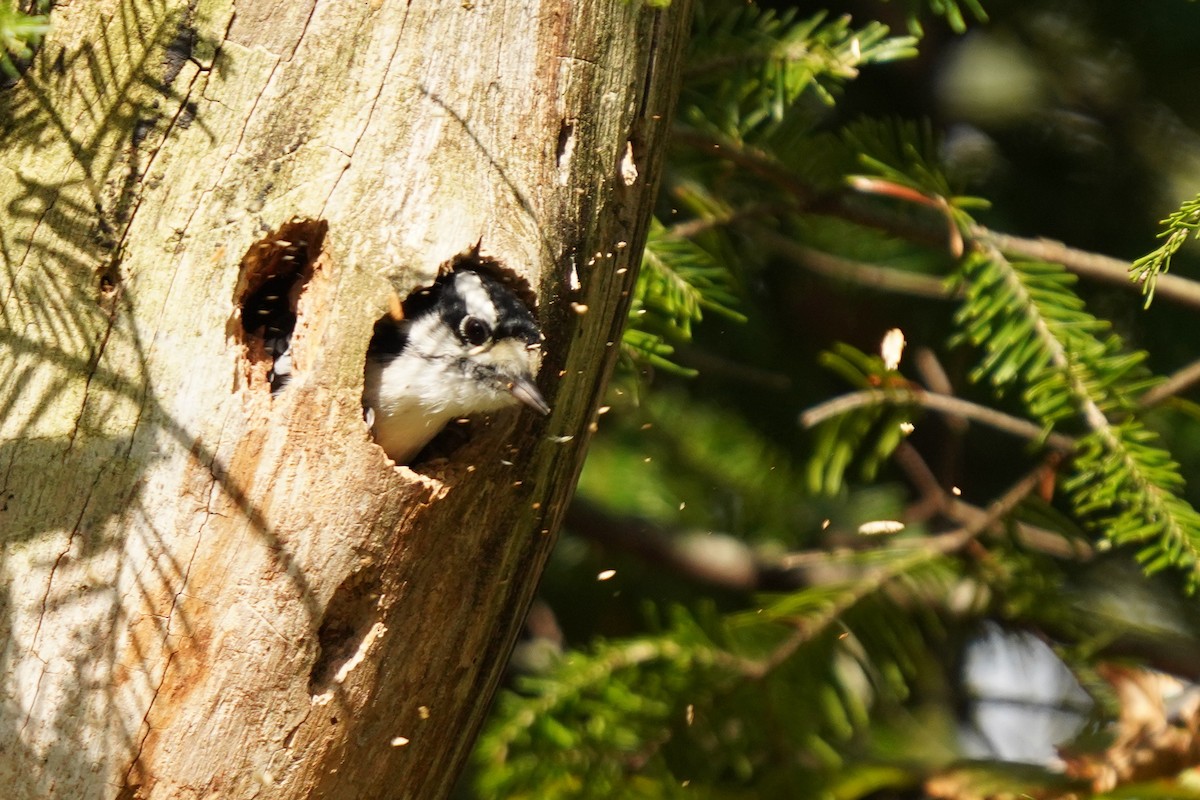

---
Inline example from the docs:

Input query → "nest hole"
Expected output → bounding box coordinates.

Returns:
[234,219,327,392]
[365,249,539,465]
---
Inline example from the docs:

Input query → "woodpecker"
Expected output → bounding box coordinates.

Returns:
[361,267,550,464]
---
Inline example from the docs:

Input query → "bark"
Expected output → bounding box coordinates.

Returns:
[0,0,691,797]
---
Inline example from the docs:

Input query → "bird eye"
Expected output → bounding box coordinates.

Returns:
[461,316,491,346]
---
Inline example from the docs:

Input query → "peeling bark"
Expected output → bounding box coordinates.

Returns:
[0,0,692,797]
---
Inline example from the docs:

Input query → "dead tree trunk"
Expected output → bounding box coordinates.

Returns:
[0,0,691,797]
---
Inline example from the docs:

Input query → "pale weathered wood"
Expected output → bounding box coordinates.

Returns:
[0,0,691,797]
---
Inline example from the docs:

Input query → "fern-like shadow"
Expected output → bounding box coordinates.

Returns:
[0,1,324,795]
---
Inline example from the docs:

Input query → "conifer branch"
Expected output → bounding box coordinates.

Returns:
[978,229,1200,311]
[1130,195,1200,306]
[955,246,1200,584]
[798,386,1076,452]
[924,463,1049,555]
[757,228,953,299]
[1139,356,1200,408]
[673,128,1200,311]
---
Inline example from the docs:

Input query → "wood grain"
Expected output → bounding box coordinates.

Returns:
[0,0,692,796]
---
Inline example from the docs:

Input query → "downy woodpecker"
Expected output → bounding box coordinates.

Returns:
[361,267,550,464]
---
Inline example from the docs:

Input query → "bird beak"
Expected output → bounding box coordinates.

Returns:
[509,375,551,415]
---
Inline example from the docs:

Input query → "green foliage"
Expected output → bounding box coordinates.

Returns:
[805,343,918,495]
[844,118,954,198]
[475,1,1200,798]
[475,550,957,798]
[841,117,990,221]
[684,3,917,141]
[951,251,1200,585]
[0,1,48,79]
[888,0,989,35]
[639,219,745,338]
[950,255,1151,415]
[577,389,812,544]
[1131,194,1200,307]
[622,219,746,376]
[1067,426,1200,576]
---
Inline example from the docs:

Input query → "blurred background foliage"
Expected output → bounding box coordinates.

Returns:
[0,1,48,81]
[469,0,1200,797]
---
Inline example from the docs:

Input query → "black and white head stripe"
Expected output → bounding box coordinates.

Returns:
[362,265,549,461]
[367,268,541,361]
[438,268,541,348]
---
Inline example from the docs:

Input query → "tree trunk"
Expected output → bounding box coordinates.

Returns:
[0,0,691,797]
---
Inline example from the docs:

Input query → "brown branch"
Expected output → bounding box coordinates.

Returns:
[674,131,1200,417]
[892,441,948,522]
[674,345,792,391]
[756,228,953,299]
[976,229,1200,311]
[673,127,1200,311]
[663,203,777,240]
[798,388,1077,453]
[737,469,1048,680]
[913,346,956,398]
[565,500,761,592]
[920,463,1050,556]
[1140,357,1200,408]
[671,127,819,204]
[892,433,1090,560]
[946,495,1093,561]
